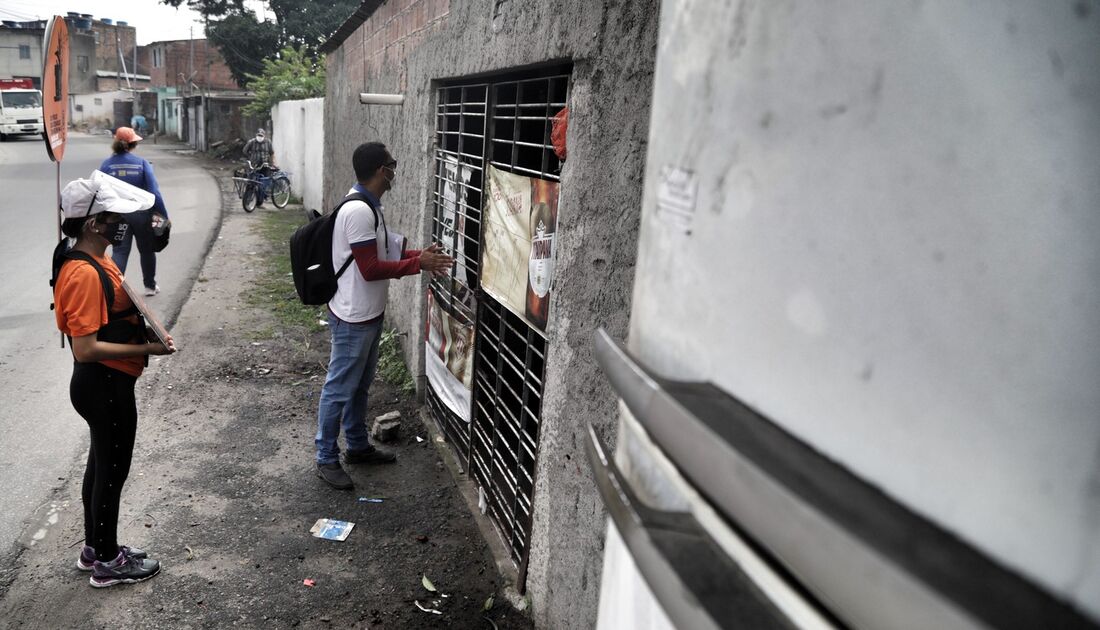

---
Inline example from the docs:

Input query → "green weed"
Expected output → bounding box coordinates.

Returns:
[246,207,326,332]
[378,329,416,396]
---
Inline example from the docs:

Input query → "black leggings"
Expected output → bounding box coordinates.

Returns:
[70,362,138,562]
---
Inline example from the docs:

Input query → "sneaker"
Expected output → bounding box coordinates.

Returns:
[344,446,397,465]
[144,285,160,297]
[89,551,160,588]
[316,462,354,490]
[77,545,148,571]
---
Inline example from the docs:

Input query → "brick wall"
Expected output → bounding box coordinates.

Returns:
[87,21,137,75]
[341,0,450,87]
[148,39,239,91]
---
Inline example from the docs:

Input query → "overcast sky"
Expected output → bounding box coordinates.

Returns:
[0,0,267,45]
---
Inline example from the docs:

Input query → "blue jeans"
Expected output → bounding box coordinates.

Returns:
[111,210,157,290]
[315,312,383,465]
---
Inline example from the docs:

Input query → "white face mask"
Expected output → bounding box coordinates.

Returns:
[256,135,265,143]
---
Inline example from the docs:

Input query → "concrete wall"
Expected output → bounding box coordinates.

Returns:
[323,1,659,627]
[202,98,265,152]
[629,0,1100,622]
[272,97,325,212]
[68,32,97,95]
[0,29,45,84]
[70,90,128,129]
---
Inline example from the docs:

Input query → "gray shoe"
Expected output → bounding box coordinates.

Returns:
[344,446,397,465]
[316,462,354,489]
[77,544,147,571]
[89,551,160,588]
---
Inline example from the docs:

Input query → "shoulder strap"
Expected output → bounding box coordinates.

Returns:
[331,192,380,281]
[343,191,389,255]
[63,251,114,312]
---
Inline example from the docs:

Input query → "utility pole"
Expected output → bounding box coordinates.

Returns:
[132,32,138,116]
[116,34,132,90]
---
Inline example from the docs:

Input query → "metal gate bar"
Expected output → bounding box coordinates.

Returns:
[489,74,569,182]
[470,296,547,567]
[426,83,489,464]
[430,83,488,327]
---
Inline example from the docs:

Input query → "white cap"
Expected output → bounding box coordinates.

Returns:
[60,170,155,219]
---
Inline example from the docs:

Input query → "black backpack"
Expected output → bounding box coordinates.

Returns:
[289,192,382,305]
[50,239,146,349]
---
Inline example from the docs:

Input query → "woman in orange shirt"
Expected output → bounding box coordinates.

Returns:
[54,175,175,588]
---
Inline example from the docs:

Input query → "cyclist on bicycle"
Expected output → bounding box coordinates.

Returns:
[242,128,275,206]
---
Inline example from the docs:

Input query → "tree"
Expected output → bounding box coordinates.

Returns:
[240,46,325,117]
[206,13,281,86]
[161,0,357,86]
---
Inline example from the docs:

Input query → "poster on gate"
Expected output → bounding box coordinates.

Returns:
[425,288,474,422]
[481,165,560,331]
[438,155,473,296]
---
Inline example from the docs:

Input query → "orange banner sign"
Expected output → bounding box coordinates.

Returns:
[41,16,69,162]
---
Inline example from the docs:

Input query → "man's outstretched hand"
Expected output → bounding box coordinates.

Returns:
[420,243,455,277]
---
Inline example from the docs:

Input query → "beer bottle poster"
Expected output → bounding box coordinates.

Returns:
[481,165,560,332]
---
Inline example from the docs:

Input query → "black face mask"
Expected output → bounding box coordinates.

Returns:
[96,217,129,244]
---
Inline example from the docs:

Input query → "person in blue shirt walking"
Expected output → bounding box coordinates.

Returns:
[100,127,168,296]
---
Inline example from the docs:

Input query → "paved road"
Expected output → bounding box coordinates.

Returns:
[0,132,220,558]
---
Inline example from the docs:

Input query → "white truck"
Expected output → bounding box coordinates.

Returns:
[0,78,44,141]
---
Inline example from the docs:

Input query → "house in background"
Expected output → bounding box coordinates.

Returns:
[2,13,243,139]
[145,37,242,144]
[54,13,148,130]
[0,21,46,89]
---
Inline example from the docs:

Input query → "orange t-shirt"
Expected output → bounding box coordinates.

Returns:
[53,253,144,377]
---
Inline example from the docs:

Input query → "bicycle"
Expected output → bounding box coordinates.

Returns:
[232,161,292,212]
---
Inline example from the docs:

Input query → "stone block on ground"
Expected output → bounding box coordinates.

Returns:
[371,410,402,442]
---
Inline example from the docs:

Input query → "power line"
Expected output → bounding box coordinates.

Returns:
[0,7,40,21]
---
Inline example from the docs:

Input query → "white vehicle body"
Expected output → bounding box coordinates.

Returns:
[0,88,44,138]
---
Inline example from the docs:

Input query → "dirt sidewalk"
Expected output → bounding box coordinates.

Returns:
[0,158,532,629]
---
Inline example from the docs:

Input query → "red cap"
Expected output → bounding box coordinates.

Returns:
[114,126,142,143]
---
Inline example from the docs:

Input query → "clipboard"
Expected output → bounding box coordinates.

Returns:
[381,230,407,262]
[122,279,174,350]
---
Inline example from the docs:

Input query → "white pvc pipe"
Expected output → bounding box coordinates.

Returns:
[359,93,405,106]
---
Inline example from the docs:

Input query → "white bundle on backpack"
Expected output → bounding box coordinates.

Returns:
[91,169,155,209]
[60,170,155,219]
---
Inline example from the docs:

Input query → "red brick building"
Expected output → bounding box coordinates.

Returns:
[146,39,239,91]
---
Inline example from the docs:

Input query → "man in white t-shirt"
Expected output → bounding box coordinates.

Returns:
[315,142,453,489]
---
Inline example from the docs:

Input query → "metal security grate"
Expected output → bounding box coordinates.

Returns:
[426,69,570,582]
[470,296,547,569]
[489,74,569,182]
[431,83,488,325]
[428,83,489,463]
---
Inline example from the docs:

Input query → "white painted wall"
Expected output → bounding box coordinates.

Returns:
[628,0,1099,620]
[272,97,324,212]
[70,90,128,128]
